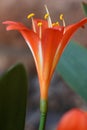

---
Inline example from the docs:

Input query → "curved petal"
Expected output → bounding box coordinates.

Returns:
[3,21,42,78]
[59,18,87,59]
[50,18,87,76]
[3,21,28,31]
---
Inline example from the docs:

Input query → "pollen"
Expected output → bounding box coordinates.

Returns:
[37,22,42,26]
[60,14,64,21]
[27,13,36,32]
[27,13,35,19]
[44,13,49,19]
[52,21,59,27]
[60,14,65,27]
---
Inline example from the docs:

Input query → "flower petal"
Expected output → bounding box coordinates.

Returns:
[60,18,87,58]
[3,21,42,78]
[41,28,64,83]
[3,21,28,31]
[51,18,87,76]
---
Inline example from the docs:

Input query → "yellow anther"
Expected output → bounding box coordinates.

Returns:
[44,13,49,19]
[60,14,65,26]
[27,13,35,19]
[52,23,56,26]
[60,14,64,21]
[52,21,59,27]
[27,13,36,32]
[55,22,59,25]
[37,22,42,26]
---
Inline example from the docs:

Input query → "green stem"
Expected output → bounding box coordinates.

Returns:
[39,99,48,130]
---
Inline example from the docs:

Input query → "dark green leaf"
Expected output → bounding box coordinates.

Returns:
[82,2,87,16]
[0,63,28,130]
[57,41,87,102]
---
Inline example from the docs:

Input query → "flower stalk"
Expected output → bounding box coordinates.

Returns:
[39,99,48,130]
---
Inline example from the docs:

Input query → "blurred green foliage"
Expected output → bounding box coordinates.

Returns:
[57,3,87,102]
[57,41,87,102]
[0,63,28,130]
[82,2,87,16]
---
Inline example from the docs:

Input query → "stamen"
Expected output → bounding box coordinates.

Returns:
[27,13,35,19]
[60,14,63,21]
[37,22,42,26]
[44,5,52,27]
[56,22,59,25]
[37,22,42,39]
[44,13,49,19]
[60,14,66,27]
[27,13,36,32]
[52,21,59,27]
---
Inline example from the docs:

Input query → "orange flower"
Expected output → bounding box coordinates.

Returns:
[3,8,87,100]
[56,108,87,130]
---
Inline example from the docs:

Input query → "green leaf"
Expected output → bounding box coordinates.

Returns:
[0,63,28,130]
[57,41,87,102]
[82,2,87,16]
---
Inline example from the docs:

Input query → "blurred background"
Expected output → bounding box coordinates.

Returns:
[0,0,87,130]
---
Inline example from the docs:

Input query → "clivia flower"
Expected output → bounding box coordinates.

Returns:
[2,5,87,130]
[56,108,87,130]
[2,6,87,100]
